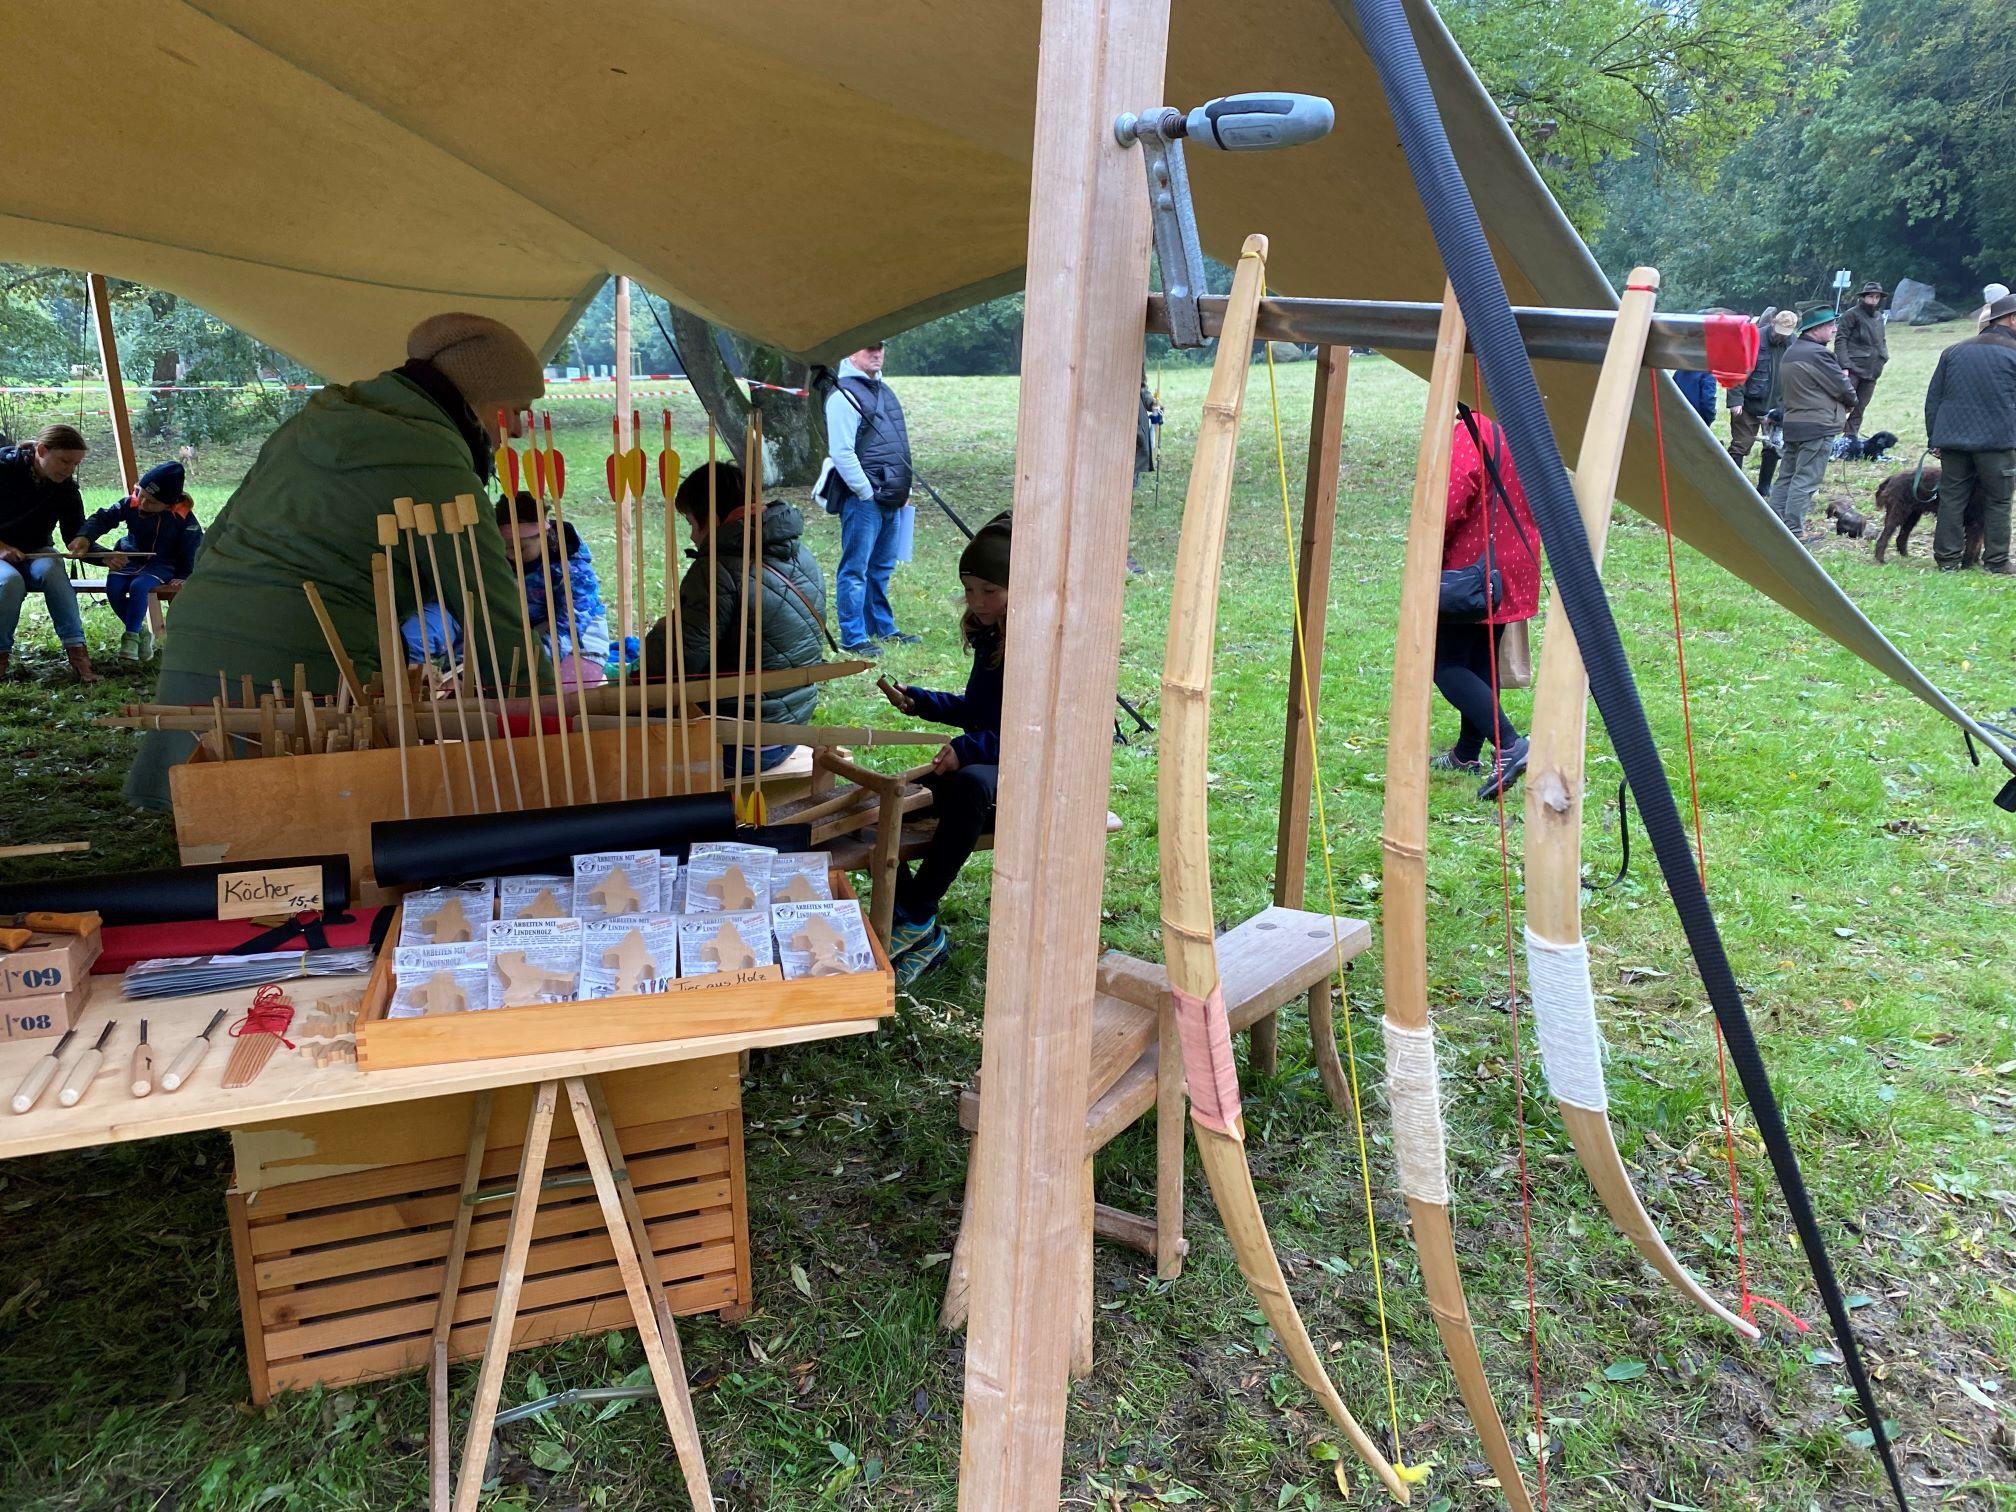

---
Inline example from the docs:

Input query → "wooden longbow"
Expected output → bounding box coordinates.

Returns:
[1377,286,1536,1512]
[1160,232,1408,1505]
[1522,267,1760,1342]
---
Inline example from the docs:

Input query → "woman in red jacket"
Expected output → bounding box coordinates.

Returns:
[1432,409,1542,801]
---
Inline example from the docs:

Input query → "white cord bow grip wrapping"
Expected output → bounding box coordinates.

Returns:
[1524,928,1609,1113]
[1381,1018,1449,1206]
[1172,983,1244,1135]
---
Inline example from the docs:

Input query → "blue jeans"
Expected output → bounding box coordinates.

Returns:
[399,603,464,665]
[106,565,177,633]
[0,556,86,652]
[836,495,901,645]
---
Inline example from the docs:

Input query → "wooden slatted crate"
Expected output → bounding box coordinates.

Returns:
[227,1061,750,1402]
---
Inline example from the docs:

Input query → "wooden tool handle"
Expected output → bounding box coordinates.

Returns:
[130,1042,155,1098]
[10,1056,59,1114]
[0,928,31,951]
[23,911,100,936]
[160,1036,212,1092]
[58,1048,103,1107]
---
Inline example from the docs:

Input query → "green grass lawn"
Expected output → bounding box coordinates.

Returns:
[2,321,2013,1510]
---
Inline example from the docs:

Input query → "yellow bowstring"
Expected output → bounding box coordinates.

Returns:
[1262,320,1429,1488]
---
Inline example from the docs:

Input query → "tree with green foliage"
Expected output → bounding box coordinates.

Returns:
[1444,0,1852,230]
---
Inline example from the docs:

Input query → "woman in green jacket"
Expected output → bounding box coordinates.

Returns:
[125,314,549,809]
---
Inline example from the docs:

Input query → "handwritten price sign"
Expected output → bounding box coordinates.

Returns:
[216,866,325,921]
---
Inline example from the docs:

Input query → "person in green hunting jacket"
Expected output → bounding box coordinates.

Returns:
[123,314,550,809]
[640,459,828,776]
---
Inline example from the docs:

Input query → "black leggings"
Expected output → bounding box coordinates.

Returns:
[1433,621,1519,762]
[894,762,998,926]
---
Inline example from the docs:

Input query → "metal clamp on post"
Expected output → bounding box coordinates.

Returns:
[1115,93,1336,349]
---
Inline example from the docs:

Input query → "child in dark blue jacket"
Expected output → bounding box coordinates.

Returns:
[878,511,1009,987]
[69,460,202,662]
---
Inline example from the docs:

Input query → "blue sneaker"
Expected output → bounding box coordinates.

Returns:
[888,915,937,959]
[879,631,922,645]
[893,920,950,989]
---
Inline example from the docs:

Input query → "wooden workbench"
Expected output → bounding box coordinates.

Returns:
[0,972,875,1163]
[0,970,880,1404]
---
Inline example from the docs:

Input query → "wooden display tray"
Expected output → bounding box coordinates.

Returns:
[357,872,894,1071]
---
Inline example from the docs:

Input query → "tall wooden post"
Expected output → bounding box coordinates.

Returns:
[958,0,1170,1503]
[87,274,139,496]
[614,275,634,642]
[1265,346,1350,1107]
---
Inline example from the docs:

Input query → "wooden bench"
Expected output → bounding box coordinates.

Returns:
[938,905,1371,1375]
[68,576,179,637]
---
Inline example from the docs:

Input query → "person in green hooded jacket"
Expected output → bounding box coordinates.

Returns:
[124,314,550,809]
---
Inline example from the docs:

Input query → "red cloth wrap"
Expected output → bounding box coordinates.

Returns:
[1703,313,1760,390]
[1171,982,1243,1136]
[93,908,385,974]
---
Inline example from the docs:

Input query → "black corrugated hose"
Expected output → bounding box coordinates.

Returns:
[1349,0,1910,1504]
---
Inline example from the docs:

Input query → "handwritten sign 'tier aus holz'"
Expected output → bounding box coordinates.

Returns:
[216,866,325,921]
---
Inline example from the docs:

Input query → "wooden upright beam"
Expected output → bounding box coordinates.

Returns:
[957,0,1171,1502]
[87,274,139,496]
[1269,346,1351,1109]
[1272,345,1349,908]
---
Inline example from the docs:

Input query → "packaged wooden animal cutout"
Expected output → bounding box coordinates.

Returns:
[487,918,584,1006]
[574,850,661,920]
[582,916,678,997]
[499,874,574,921]
[685,850,773,915]
[658,857,681,913]
[678,910,775,976]
[398,881,497,946]
[769,853,833,903]
[774,899,875,978]
[389,942,491,1018]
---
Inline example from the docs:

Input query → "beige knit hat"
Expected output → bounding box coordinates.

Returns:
[406,313,545,418]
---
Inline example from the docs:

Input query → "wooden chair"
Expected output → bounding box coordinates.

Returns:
[937,906,1371,1375]
[784,751,945,943]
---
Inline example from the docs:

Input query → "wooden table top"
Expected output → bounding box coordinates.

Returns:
[0,972,875,1162]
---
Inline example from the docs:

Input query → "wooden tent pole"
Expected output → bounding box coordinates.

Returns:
[86,274,138,497]
[1269,344,1351,1111]
[956,0,1170,1500]
[733,417,757,819]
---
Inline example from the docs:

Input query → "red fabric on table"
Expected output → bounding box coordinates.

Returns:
[501,708,570,738]
[93,909,385,974]
[1442,412,1543,625]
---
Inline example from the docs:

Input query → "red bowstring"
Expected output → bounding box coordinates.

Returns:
[1646,374,1807,1334]
[234,983,297,1049]
[1474,364,1551,1498]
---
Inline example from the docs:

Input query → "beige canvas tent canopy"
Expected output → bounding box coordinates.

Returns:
[7,0,2010,774]
[7,0,2010,1504]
